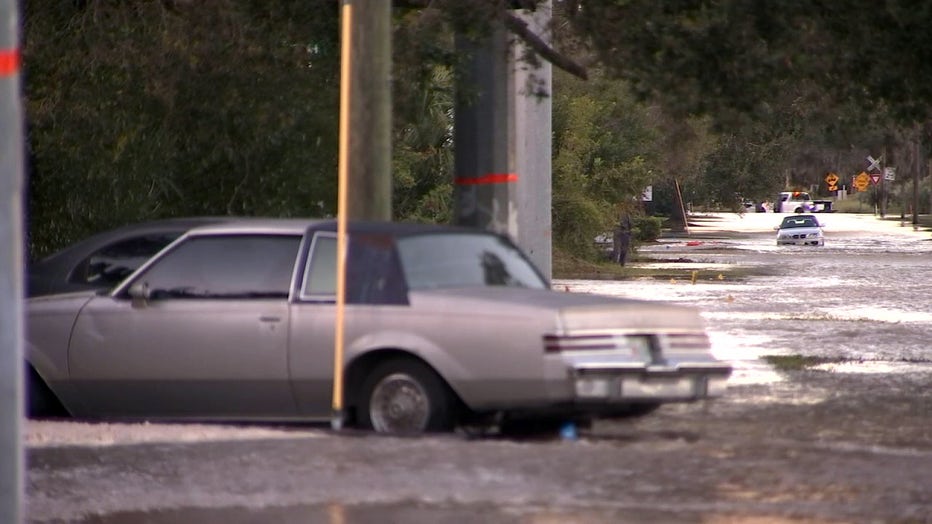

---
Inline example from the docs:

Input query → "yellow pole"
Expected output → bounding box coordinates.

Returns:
[332,1,352,430]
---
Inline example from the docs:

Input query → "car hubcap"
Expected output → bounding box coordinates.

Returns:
[370,373,430,433]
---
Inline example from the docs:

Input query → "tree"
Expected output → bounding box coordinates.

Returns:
[551,70,660,258]
[562,1,932,127]
[390,6,456,224]
[24,1,341,259]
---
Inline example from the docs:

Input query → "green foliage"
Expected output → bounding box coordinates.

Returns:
[391,8,456,224]
[632,216,661,243]
[31,0,925,269]
[551,70,660,259]
[24,0,341,259]
[762,354,845,371]
[687,129,793,210]
[563,0,932,207]
[565,0,932,127]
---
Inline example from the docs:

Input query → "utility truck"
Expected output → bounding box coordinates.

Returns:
[774,191,833,213]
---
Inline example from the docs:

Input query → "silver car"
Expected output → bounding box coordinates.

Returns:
[775,214,825,246]
[26,219,732,433]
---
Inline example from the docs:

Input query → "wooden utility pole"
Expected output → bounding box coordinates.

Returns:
[343,0,392,220]
[0,0,24,521]
[333,0,392,430]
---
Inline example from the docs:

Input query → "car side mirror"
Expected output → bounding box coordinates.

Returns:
[128,281,151,305]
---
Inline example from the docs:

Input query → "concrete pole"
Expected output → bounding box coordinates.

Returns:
[512,2,552,280]
[345,0,391,220]
[454,18,515,236]
[0,1,24,522]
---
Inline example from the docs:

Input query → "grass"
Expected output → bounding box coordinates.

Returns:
[551,246,767,281]
[878,213,932,233]
[832,198,932,232]
[762,354,847,371]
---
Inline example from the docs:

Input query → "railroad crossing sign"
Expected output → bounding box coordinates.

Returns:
[825,172,839,191]
[854,171,870,191]
[866,155,883,172]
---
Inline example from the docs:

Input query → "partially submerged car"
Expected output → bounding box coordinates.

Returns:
[26,219,732,433]
[775,214,824,246]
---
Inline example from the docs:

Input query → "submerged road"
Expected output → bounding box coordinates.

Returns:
[25,212,932,523]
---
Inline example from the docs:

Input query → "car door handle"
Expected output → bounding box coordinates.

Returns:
[259,316,282,323]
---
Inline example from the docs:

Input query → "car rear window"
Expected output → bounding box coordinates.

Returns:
[781,217,817,228]
[70,233,182,288]
[397,233,546,290]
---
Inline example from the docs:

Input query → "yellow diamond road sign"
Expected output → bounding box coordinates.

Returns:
[854,172,870,191]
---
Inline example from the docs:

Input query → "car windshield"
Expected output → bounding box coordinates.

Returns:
[780,217,818,229]
[397,233,547,290]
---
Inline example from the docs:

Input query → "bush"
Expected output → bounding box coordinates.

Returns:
[632,216,662,242]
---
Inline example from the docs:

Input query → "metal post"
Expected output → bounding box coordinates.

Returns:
[0,0,24,522]
[913,125,921,227]
[880,147,887,218]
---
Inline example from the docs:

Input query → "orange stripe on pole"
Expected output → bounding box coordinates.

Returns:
[455,173,518,185]
[0,49,20,76]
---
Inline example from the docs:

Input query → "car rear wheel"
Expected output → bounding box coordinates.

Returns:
[358,358,457,434]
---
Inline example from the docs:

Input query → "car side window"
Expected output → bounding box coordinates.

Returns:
[301,233,338,298]
[397,233,547,290]
[69,233,181,288]
[133,234,301,299]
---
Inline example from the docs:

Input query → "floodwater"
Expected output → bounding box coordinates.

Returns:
[558,212,932,387]
[24,212,932,523]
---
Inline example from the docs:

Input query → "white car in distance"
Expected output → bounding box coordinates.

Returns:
[775,214,825,246]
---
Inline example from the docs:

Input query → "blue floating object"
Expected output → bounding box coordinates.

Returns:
[559,422,578,440]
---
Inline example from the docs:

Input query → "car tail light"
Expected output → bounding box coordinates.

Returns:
[543,333,657,358]
[663,332,711,352]
[545,332,709,357]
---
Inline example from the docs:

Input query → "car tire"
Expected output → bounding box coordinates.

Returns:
[358,358,457,434]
